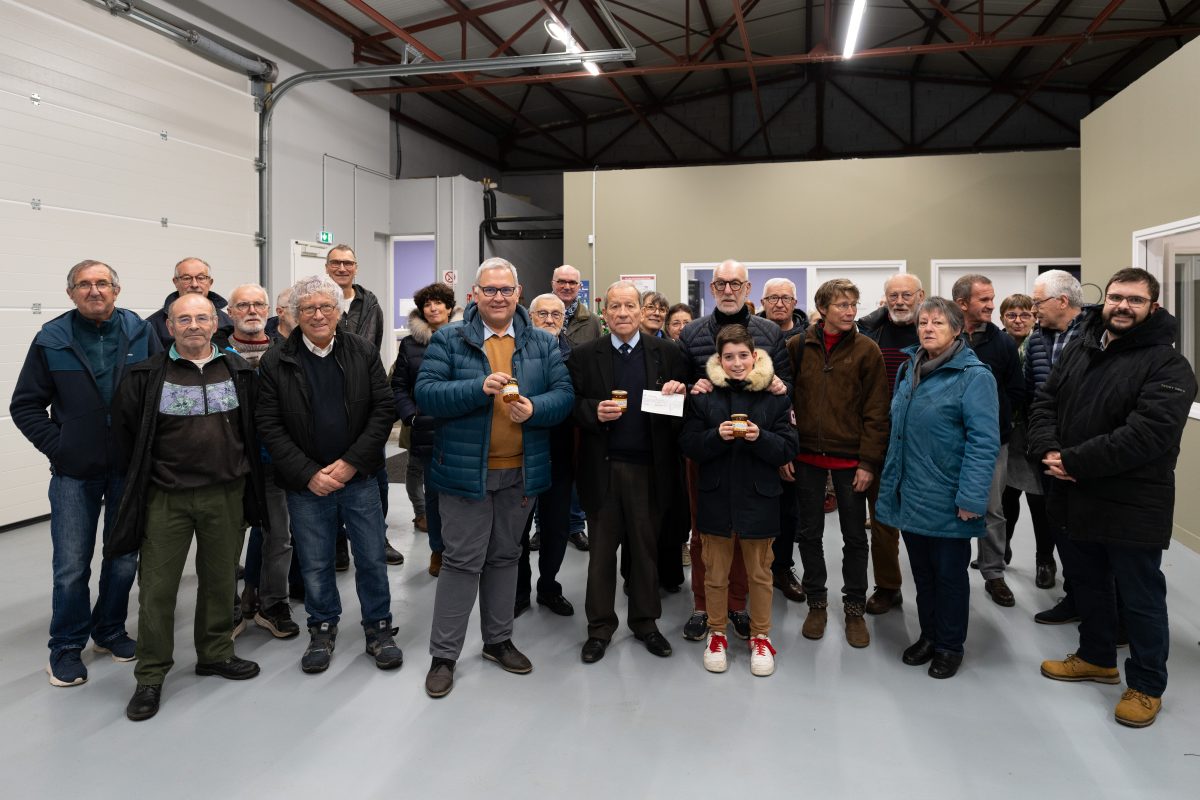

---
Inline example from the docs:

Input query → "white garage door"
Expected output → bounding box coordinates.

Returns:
[0,0,258,526]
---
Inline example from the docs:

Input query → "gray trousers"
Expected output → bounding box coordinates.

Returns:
[405,457,425,517]
[429,468,531,660]
[977,443,1009,580]
[260,464,293,608]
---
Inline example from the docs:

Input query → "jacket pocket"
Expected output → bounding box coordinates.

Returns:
[754,478,782,498]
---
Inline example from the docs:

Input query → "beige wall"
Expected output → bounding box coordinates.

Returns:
[563,150,1081,300]
[1080,38,1200,553]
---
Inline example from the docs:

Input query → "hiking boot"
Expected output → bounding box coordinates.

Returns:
[365,620,403,670]
[802,600,828,640]
[1040,653,1120,684]
[126,684,162,721]
[682,611,708,641]
[301,623,337,674]
[703,632,728,673]
[865,587,903,615]
[845,602,870,648]
[255,601,301,639]
[47,648,87,687]
[1114,688,1161,728]
[749,635,776,677]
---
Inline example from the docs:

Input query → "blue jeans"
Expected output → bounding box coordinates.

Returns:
[287,478,391,629]
[47,472,138,655]
[569,485,586,534]
[421,456,443,553]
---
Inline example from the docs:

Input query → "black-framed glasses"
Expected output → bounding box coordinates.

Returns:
[711,279,745,292]
[175,274,211,284]
[299,303,338,317]
[327,259,357,269]
[232,301,269,312]
[477,286,517,297]
[72,280,114,292]
[1105,293,1150,308]
[763,294,795,305]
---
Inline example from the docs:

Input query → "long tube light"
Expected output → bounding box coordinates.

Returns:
[843,0,868,59]
[545,19,602,75]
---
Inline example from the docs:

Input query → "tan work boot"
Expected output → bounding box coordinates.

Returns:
[802,600,828,640]
[845,601,870,648]
[1114,688,1162,728]
[1040,653,1120,684]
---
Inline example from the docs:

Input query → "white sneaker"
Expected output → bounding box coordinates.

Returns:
[749,636,776,677]
[703,632,728,673]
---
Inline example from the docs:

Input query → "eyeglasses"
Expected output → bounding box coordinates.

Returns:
[711,279,745,292]
[533,310,564,320]
[886,291,917,302]
[298,303,338,317]
[1003,312,1034,321]
[1030,296,1056,309]
[763,295,795,305]
[232,301,269,312]
[327,259,357,269]
[553,279,579,287]
[642,304,668,313]
[72,280,114,292]
[829,302,859,312]
[172,315,213,326]
[175,274,212,284]
[477,286,517,298]
[1105,293,1151,308]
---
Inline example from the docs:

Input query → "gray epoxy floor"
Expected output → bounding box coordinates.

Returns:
[1,481,1198,799]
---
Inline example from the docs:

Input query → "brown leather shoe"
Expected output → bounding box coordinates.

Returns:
[772,569,806,603]
[802,601,828,640]
[1115,688,1161,728]
[985,577,1016,607]
[413,515,428,532]
[845,602,870,648]
[428,551,442,577]
[864,588,902,615]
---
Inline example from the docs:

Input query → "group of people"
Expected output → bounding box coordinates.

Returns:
[11,250,1195,729]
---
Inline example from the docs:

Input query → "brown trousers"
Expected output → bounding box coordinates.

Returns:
[701,534,774,638]
[867,481,903,591]
[687,460,748,611]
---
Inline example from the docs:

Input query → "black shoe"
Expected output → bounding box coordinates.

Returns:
[728,610,751,640]
[772,569,806,603]
[126,684,162,721]
[1035,596,1079,625]
[385,542,405,566]
[335,544,350,573]
[928,650,963,679]
[985,578,1016,608]
[514,597,531,617]
[969,560,980,570]
[529,531,541,551]
[682,611,708,641]
[254,601,301,639]
[425,657,455,698]
[364,620,403,670]
[195,655,260,680]
[865,588,903,615]
[661,583,681,594]
[568,531,589,551]
[1035,561,1057,590]
[482,639,533,674]
[1116,619,1129,649]
[902,638,936,666]
[635,630,673,657]
[301,623,337,673]
[536,594,574,616]
[581,637,608,663]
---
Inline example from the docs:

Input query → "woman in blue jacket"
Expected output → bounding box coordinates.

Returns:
[877,297,999,679]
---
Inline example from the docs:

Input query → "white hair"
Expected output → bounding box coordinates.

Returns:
[476,257,519,286]
[530,293,565,310]
[714,259,748,281]
[288,275,345,319]
[762,278,796,297]
[884,272,923,293]
[1033,270,1084,308]
[229,283,269,303]
[605,280,640,301]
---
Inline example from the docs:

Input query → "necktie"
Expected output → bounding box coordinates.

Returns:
[619,343,631,356]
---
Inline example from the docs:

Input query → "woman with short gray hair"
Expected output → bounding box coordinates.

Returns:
[876,297,999,679]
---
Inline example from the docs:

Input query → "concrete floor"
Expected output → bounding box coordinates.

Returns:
[1,480,1198,799]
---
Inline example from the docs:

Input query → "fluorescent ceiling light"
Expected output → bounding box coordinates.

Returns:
[843,0,868,59]
[544,20,570,43]
[543,18,598,75]
[583,61,601,76]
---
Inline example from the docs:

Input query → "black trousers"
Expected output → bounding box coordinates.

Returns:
[796,462,868,604]
[517,470,572,601]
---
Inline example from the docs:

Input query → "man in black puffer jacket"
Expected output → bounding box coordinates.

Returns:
[1030,268,1196,729]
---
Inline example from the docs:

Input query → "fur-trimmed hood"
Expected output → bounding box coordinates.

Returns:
[407,306,464,345]
[704,348,775,391]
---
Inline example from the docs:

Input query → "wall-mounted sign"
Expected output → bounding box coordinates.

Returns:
[620,273,656,294]
[443,269,458,286]
[318,230,334,245]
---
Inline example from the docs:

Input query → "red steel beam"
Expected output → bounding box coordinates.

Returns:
[730,0,771,155]
[976,0,1130,144]
[365,0,538,42]
[353,24,1200,97]
[925,0,979,41]
[991,0,1044,38]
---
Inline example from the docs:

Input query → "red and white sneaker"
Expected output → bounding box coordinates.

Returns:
[703,632,728,673]
[749,636,776,677]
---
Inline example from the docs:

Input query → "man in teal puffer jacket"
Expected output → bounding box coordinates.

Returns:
[415,258,574,698]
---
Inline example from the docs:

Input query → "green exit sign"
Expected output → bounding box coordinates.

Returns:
[318,231,333,244]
